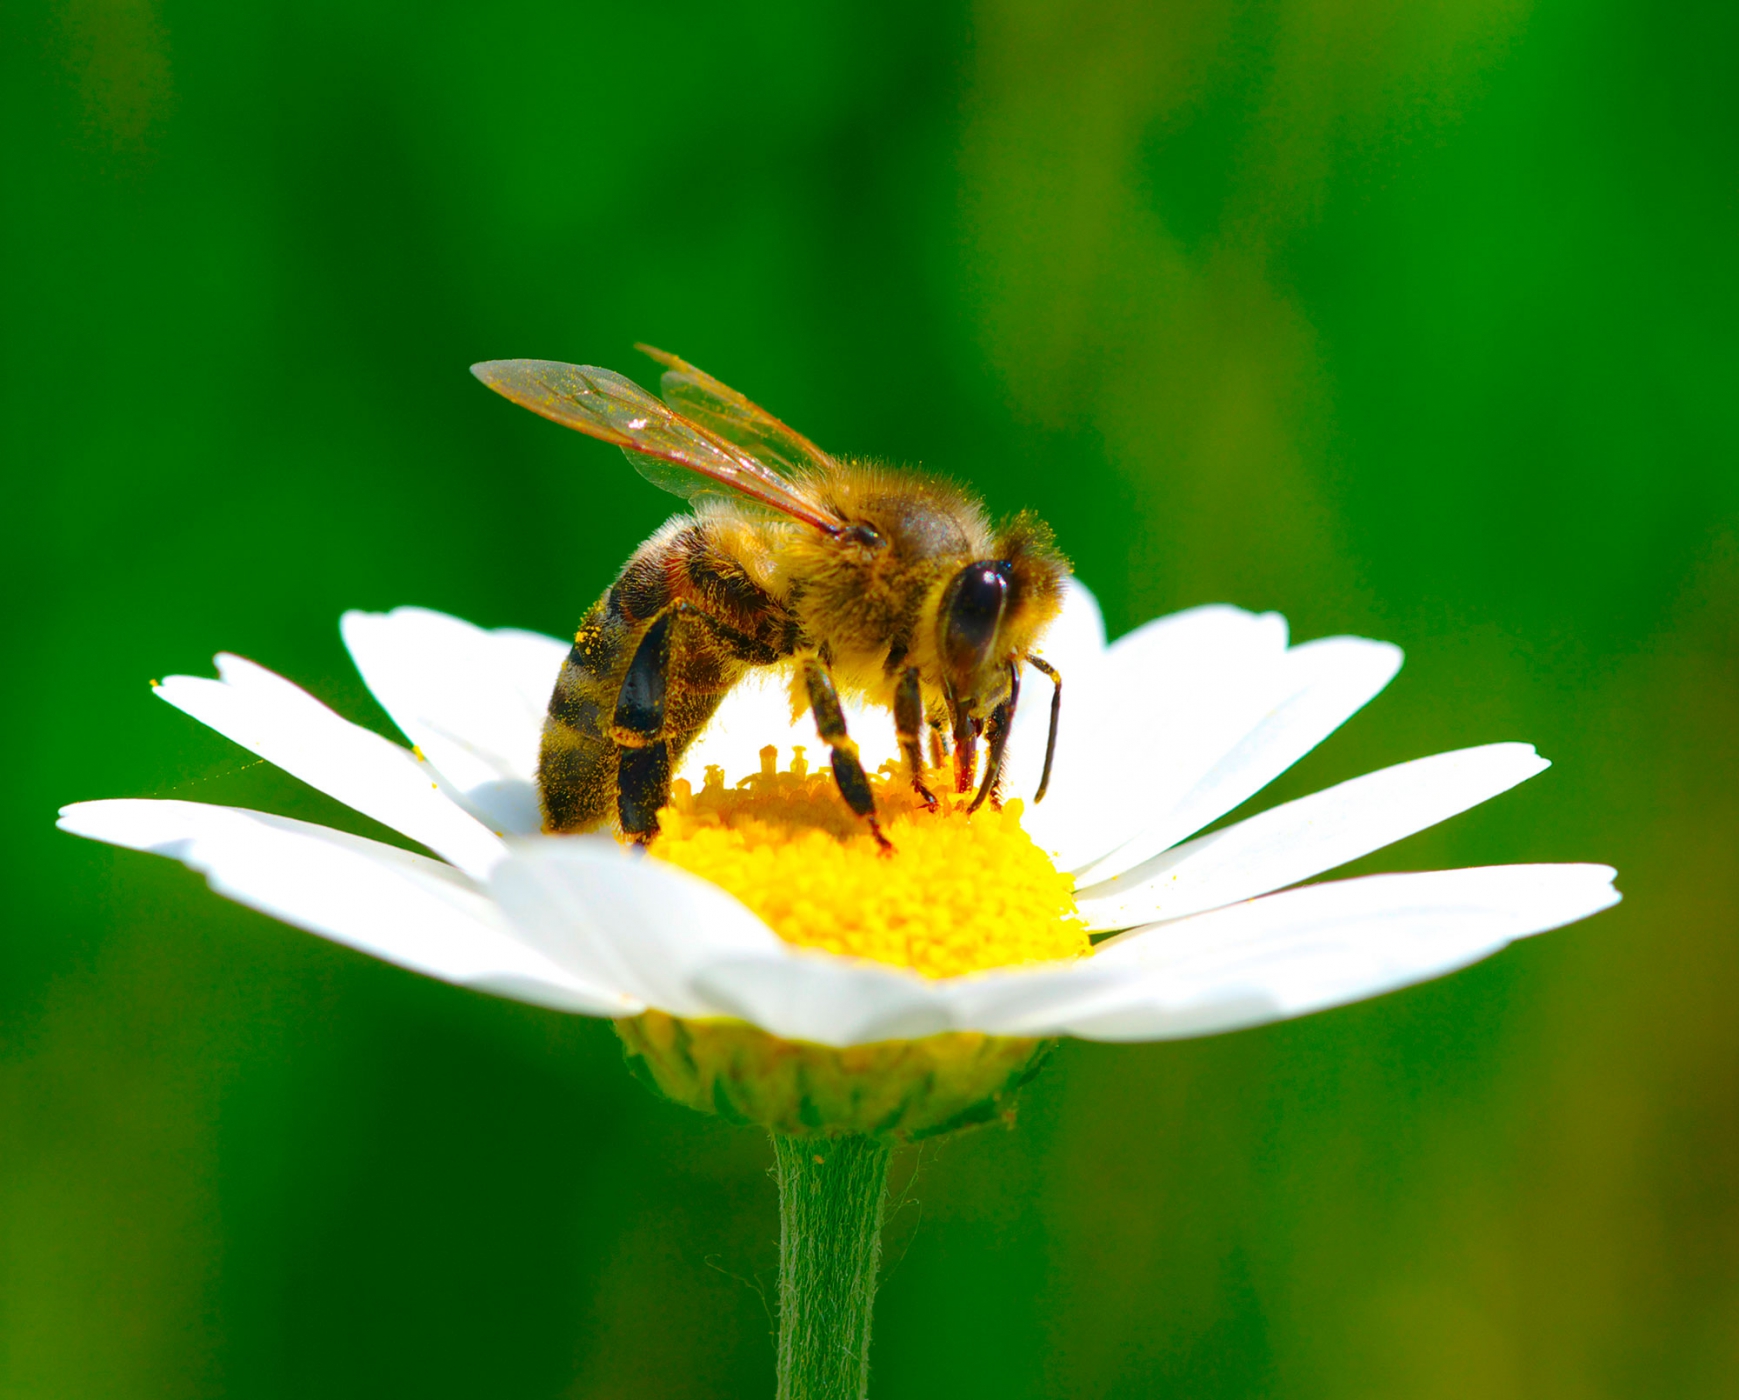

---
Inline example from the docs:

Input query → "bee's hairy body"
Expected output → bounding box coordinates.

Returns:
[471,350,1069,848]
[540,463,1061,841]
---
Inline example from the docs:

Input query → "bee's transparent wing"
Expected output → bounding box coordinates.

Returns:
[636,344,838,479]
[471,359,842,533]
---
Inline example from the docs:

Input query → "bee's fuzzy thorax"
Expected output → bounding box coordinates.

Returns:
[754,462,1003,702]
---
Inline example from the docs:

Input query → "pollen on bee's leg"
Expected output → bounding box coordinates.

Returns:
[652,755,1089,979]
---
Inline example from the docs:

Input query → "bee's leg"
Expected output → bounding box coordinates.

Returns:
[617,742,671,843]
[802,658,892,852]
[949,689,978,795]
[611,607,679,843]
[968,660,1020,813]
[927,714,949,770]
[894,666,938,811]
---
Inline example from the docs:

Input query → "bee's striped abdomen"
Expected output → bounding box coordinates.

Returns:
[538,580,638,832]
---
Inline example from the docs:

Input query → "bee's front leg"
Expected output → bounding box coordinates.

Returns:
[894,666,938,812]
[802,658,893,852]
[948,689,978,795]
[967,660,1020,813]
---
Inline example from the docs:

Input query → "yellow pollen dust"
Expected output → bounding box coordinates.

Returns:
[651,745,1090,979]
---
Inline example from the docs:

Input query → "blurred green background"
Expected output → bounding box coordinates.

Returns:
[5,0,1736,1394]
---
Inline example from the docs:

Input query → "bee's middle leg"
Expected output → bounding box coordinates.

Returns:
[927,714,949,770]
[802,657,892,851]
[894,666,938,811]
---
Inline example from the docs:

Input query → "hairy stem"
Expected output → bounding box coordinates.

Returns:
[772,1133,892,1400]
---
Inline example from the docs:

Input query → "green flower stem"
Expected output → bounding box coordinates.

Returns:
[772,1132,893,1400]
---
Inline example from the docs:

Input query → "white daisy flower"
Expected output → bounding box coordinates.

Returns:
[58,579,1616,1135]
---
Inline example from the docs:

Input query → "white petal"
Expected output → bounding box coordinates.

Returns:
[691,955,956,1047]
[156,656,508,879]
[928,955,1139,1036]
[1023,604,1294,864]
[342,608,568,834]
[672,669,902,789]
[673,669,803,786]
[58,800,632,1016]
[487,840,954,1046]
[1034,576,1109,670]
[1065,635,1403,884]
[1076,742,1550,930]
[944,963,1277,1041]
[1053,864,1621,1041]
[487,839,785,1016]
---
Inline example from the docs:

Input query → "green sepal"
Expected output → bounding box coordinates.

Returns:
[616,1011,1052,1141]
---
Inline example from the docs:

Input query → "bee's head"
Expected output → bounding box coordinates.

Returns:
[936,513,1069,702]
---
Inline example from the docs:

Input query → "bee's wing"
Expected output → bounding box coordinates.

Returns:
[471,359,843,534]
[636,344,838,479]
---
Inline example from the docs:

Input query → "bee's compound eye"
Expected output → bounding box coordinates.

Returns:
[942,561,1011,672]
[840,524,886,549]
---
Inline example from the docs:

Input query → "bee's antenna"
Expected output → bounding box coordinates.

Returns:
[1026,656,1061,804]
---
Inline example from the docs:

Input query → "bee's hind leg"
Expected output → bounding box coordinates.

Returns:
[612,596,790,843]
[617,742,671,844]
[894,666,938,812]
[611,607,680,843]
[802,658,893,852]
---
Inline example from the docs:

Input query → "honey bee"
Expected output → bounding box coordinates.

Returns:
[472,347,1070,849]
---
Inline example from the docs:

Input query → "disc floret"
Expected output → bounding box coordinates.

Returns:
[654,744,1089,978]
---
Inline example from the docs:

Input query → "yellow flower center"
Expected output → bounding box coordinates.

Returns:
[651,745,1089,978]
